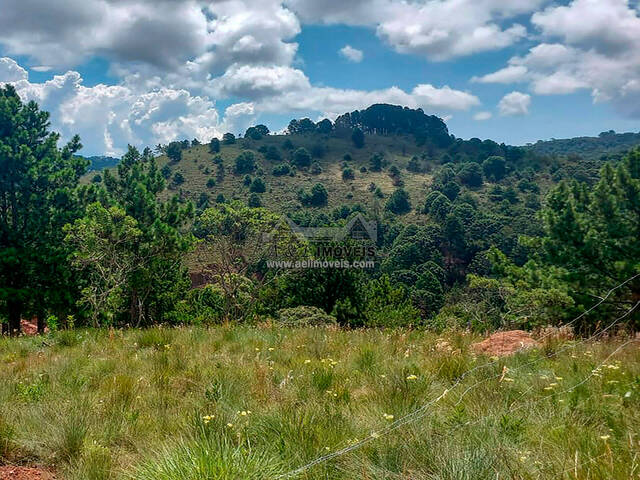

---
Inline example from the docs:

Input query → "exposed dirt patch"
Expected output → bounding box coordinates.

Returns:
[471,330,540,357]
[0,466,56,480]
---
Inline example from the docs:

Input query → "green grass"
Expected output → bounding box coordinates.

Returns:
[1,327,639,479]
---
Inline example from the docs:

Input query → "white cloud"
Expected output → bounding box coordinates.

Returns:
[473,111,492,121]
[339,45,364,63]
[211,64,310,99]
[477,0,640,117]
[1,58,223,156]
[472,65,528,84]
[498,91,531,116]
[288,0,544,60]
[31,66,53,72]
[0,57,28,82]
[1,57,479,155]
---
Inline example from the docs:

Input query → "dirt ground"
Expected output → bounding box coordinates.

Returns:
[471,330,540,357]
[0,466,56,480]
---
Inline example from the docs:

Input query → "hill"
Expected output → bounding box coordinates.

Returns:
[526,130,640,160]
[84,155,120,171]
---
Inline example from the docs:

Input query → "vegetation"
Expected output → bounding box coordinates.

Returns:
[1,328,639,479]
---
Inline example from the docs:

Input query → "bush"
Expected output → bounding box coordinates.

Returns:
[458,162,483,188]
[209,138,220,153]
[385,188,411,214]
[342,167,355,180]
[352,128,365,148]
[291,147,312,168]
[272,164,291,176]
[172,172,185,185]
[249,177,266,193]
[277,306,337,327]
[206,178,216,188]
[222,133,236,145]
[248,193,262,207]
[310,162,322,174]
[234,151,256,174]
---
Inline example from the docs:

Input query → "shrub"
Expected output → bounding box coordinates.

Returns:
[458,162,483,188]
[291,147,312,168]
[342,167,355,181]
[277,306,337,327]
[91,174,102,183]
[209,138,220,153]
[206,178,216,188]
[351,127,365,148]
[249,177,266,193]
[234,151,256,174]
[172,172,185,185]
[222,133,236,145]
[385,188,411,214]
[272,164,291,176]
[248,193,262,207]
[310,162,322,174]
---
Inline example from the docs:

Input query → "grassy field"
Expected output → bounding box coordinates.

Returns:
[1,327,639,479]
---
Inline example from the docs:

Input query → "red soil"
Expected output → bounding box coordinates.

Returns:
[471,330,540,357]
[0,466,56,480]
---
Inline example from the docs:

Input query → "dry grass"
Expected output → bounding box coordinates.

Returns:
[1,327,639,479]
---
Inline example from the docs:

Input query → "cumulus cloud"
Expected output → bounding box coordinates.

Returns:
[339,45,364,63]
[0,58,223,156]
[473,111,492,121]
[1,57,480,155]
[477,0,640,117]
[472,65,528,84]
[288,0,543,60]
[498,91,531,116]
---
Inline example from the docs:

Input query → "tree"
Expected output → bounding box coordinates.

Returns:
[370,153,383,172]
[316,118,333,134]
[209,138,220,153]
[83,146,194,326]
[249,177,266,193]
[222,133,236,145]
[288,118,316,134]
[385,188,411,214]
[309,183,328,206]
[342,167,355,181]
[291,147,312,168]
[166,141,183,163]
[351,127,365,148]
[245,125,269,140]
[234,151,256,174]
[407,156,421,172]
[248,193,262,207]
[482,155,506,181]
[64,204,141,327]
[458,162,483,188]
[540,150,640,324]
[0,85,87,334]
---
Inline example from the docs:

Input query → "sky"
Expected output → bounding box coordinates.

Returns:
[0,0,639,156]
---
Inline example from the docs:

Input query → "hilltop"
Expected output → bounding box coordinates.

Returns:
[84,105,637,225]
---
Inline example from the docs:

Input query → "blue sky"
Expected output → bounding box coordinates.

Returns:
[0,0,639,156]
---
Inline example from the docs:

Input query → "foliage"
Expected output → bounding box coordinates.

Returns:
[0,85,87,334]
[385,188,411,214]
[277,306,337,327]
[234,151,256,174]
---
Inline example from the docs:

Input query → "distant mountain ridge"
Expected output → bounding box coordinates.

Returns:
[84,155,120,171]
[526,130,640,160]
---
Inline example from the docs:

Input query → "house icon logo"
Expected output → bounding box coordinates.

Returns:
[262,213,376,244]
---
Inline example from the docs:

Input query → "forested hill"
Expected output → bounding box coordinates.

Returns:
[526,130,640,160]
[86,104,637,223]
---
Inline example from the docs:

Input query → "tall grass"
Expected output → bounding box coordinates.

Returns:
[0,327,638,479]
